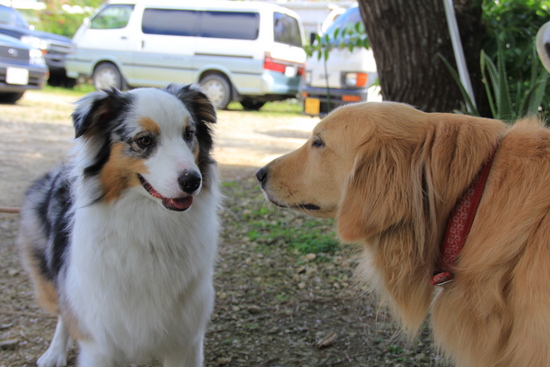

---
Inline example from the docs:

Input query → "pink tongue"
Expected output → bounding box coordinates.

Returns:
[162,196,193,211]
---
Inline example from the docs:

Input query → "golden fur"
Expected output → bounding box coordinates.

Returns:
[258,102,550,367]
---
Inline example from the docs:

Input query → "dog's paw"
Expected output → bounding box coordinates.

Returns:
[37,348,67,367]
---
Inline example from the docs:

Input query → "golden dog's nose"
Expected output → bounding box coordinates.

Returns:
[255,167,268,185]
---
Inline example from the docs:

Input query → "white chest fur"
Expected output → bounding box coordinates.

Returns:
[63,189,219,362]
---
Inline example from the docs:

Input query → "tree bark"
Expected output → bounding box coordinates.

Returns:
[358,0,488,114]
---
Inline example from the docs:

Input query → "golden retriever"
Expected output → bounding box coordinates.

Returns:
[256,102,550,367]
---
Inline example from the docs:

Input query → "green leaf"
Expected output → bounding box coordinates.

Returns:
[363,38,370,49]
[496,41,514,121]
[520,70,548,116]
[481,50,499,119]
[332,27,340,40]
[438,53,479,116]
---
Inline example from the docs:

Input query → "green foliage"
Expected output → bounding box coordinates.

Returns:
[441,40,548,122]
[43,84,94,96]
[247,215,340,256]
[222,181,340,259]
[227,100,302,115]
[242,203,339,257]
[482,0,550,77]
[22,0,102,38]
[439,54,480,116]
[304,21,370,60]
[480,0,550,118]
[304,22,370,112]
[442,0,550,121]
[480,44,548,122]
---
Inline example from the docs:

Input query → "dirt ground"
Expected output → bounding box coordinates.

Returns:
[0,91,446,366]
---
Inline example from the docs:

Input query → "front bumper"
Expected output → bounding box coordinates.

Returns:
[300,85,368,117]
[0,63,49,93]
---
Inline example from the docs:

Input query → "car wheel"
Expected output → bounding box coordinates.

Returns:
[199,74,231,109]
[240,99,266,111]
[0,92,25,104]
[93,62,124,90]
[63,77,77,89]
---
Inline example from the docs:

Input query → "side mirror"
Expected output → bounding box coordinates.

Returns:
[309,32,316,45]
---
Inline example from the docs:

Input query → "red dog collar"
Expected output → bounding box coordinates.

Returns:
[431,145,498,286]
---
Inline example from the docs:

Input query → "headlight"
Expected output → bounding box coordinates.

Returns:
[343,72,368,88]
[20,35,50,51]
[29,48,46,66]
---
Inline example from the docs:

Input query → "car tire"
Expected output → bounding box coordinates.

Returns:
[63,77,77,89]
[199,74,231,109]
[0,92,25,104]
[240,99,266,111]
[93,62,125,90]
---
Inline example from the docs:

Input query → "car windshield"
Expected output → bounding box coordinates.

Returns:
[0,6,30,29]
[274,12,302,47]
[323,6,364,40]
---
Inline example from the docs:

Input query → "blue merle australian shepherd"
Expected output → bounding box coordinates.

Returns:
[17,84,220,367]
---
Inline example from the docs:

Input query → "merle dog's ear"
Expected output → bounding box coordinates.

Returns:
[165,83,217,126]
[72,88,131,139]
[165,84,217,157]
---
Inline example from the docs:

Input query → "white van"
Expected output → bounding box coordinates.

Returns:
[66,0,306,110]
[300,4,379,116]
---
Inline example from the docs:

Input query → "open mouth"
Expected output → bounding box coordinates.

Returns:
[138,175,193,212]
[268,198,320,211]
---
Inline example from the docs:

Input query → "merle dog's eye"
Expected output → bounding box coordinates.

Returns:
[136,136,153,148]
[183,127,195,142]
[312,136,325,148]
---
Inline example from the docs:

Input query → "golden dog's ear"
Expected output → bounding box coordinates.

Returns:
[337,145,415,242]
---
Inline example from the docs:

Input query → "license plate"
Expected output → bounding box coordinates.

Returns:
[284,65,297,77]
[304,98,320,115]
[6,67,29,85]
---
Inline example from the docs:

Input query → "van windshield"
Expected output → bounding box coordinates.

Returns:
[324,6,365,40]
[91,4,134,29]
[273,12,302,48]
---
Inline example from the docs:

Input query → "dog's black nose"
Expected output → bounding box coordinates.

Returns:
[178,170,202,194]
[256,167,268,184]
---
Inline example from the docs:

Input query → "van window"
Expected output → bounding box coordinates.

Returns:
[142,8,197,36]
[200,11,259,40]
[273,12,302,47]
[91,4,134,30]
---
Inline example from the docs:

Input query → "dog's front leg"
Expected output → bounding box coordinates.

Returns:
[76,340,121,367]
[37,316,72,367]
[163,337,204,367]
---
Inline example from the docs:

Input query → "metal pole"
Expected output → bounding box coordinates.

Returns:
[442,0,477,110]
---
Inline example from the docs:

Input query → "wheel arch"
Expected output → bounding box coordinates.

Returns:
[197,68,237,100]
[92,59,129,89]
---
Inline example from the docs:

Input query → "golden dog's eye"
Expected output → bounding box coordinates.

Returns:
[136,136,153,148]
[183,127,195,142]
[312,137,325,148]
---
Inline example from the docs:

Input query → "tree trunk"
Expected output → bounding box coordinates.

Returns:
[358,0,488,114]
